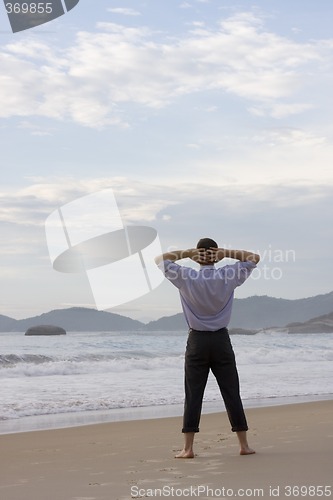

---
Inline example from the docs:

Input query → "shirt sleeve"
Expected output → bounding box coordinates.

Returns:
[157,259,191,289]
[223,260,257,287]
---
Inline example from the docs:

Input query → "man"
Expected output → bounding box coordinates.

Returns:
[155,238,260,458]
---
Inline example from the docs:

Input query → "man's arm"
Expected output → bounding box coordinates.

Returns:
[211,248,260,264]
[154,248,204,265]
[155,247,260,266]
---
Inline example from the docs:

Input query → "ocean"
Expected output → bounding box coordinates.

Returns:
[1,330,333,434]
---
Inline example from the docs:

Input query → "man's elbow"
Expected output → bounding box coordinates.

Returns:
[253,253,260,264]
[246,253,260,264]
[154,255,163,265]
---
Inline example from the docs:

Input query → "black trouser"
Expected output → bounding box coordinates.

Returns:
[182,327,248,433]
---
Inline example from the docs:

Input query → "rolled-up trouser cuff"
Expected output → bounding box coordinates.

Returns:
[231,425,249,432]
[182,427,199,433]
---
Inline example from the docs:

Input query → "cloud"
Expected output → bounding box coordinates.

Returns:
[1,176,332,230]
[249,102,314,118]
[18,120,54,136]
[107,8,141,17]
[0,177,179,227]
[0,12,331,127]
[254,127,327,148]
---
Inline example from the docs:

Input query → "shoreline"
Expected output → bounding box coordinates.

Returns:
[1,392,332,436]
[1,400,332,500]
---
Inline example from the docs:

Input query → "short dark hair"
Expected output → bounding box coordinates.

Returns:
[196,238,218,249]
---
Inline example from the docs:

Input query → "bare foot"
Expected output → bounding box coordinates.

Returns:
[240,446,256,455]
[175,449,194,458]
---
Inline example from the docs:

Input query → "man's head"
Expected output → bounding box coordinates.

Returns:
[196,238,218,265]
[196,238,218,250]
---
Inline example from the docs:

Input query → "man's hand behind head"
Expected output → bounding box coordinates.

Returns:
[189,248,218,265]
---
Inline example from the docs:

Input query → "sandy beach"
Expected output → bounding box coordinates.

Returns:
[0,400,332,500]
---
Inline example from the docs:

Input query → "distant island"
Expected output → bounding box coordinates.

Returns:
[25,325,67,336]
[216,311,333,335]
[1,291,333,334]
[285,311,333,334]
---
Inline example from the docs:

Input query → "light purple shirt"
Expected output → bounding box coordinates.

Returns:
[158,260,256,331]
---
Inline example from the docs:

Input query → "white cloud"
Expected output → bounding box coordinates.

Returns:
[187,21,206,27]
[249,102,314,118]
[255,128,327,148]
[0,177,179,226]
[0,12,331,127]
[18,120,54,136]
[179,2,192,9]
[1,176,332,230]
[108,8,141,17]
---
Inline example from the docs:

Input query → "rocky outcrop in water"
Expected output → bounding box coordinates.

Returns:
[25,325,66,336]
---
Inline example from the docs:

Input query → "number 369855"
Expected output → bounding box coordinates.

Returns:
[5,3,53,14]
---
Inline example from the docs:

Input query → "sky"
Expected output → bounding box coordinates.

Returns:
[0,0,333,322]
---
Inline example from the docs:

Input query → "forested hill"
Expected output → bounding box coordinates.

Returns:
[1,291,333,332]
[145,291,333,330]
